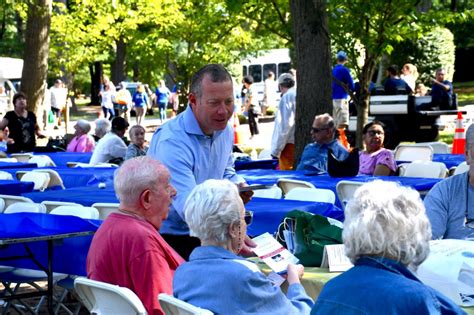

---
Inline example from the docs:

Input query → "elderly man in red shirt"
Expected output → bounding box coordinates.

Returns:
[87,156,184,315]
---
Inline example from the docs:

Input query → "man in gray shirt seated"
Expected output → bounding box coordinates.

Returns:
[296,113,349,174]
[424,123,474,240]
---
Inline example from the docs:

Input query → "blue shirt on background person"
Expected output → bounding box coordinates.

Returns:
[332,64,354,100]
[384,77,411,95]
[431,80,453,109]
[297,140,349,174]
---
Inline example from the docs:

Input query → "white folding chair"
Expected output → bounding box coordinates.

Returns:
[40,200,83,213]
[276,178,316,196]
[453,161,469,175]
[33,169,65,189]
[0,198,5,213]
[394,144,433,162]
[285,187,336,204]
[0,157,18,163]
[336,181,365,210]
[29,155,57,167]
[158,293,213,315]
[10,153,33,162]
[50,206,99,220]
[91,203,120,220]
[251,186,283,199]
[20,171,51,191]
[0,194,34,209]
[0,170,13,180]
[73,162,119,168]
[402,161,447,179]
[257,148,272,160]
[74,277,147,315]
[3,202,46,214]
[417,141,450,154]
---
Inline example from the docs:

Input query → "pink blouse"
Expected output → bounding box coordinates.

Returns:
[67,134,95,153]
[359,148,396,175]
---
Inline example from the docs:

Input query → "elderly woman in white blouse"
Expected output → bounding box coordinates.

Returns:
[173,179,313,314]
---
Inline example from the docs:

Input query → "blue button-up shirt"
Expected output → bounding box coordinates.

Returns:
[147,106,244,235]
[296,140,349,174]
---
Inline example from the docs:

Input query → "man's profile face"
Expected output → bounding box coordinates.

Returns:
[148,168,176,229]
[311,118,333,144]
[189,75,234,136]
[436,70,446,82]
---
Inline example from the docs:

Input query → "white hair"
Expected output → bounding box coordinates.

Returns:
[343,180,431,269]
[76,119,91,134]
[184,179,243,245]
[114,156,166,206]
[466,123,474,148]
[94,118,111,135]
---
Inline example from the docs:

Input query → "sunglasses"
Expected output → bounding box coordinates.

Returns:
[244,210,253,225]
[311,127,329,133]
[367,130,384,136]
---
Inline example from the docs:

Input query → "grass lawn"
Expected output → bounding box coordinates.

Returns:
[454,81,474,106]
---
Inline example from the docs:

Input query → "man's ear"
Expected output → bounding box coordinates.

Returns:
[139,189,151,210]
[188,93,197,109]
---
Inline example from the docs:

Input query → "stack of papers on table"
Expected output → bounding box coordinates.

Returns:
[252,232,299,275]
[417,239,474,307]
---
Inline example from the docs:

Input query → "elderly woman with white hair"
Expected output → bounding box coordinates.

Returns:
[66,119,95,152]
[311,181,463,315]
[173,179,314,314]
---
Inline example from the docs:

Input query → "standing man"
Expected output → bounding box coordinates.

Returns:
[50,79,68,129]
[262,71,277,115]
[270,73,296,170]
[332,51,354,131]
[296,114,349,173]
[431,68,453,110]
[87,157,184,315]
[148,64,254,260]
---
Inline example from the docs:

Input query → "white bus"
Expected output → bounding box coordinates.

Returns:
[241,49,292,105]
[0,57,23,114]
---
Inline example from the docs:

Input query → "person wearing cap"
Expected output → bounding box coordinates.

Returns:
[296,113,349,174]
[423,123,474,240]
[270,73,296,170]
[66,119,95,152]
[90,116,129,165]
[332,51,354,130]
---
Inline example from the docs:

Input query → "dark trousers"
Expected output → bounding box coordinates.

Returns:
[248,107,259,136]
[161,234,201,261]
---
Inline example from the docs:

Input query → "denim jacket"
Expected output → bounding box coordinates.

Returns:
[311,256,465,315]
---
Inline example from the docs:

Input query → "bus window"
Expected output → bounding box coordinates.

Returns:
[278,63,291,76]
[263,64,276,79]
[242,66,248,77]
[249,65,262,82]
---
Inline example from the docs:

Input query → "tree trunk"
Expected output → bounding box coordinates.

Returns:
[355,54,377,148]
[89,61,102,105]
[111,37,127,85]
[21,0,51,117]
[290,0,332,166]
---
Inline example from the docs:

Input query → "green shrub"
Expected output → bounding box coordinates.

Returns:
[238,114,248,124]
[265,107,276,116]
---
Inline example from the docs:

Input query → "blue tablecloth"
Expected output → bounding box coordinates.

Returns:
[2,167,116,188]
[35,152,92,167]
[235,158,278,171]
[0,179,34,195]
[0,162,37,170]
[24,184,343,236]
[0,213,100,276]
[433,153,465,169]
[239,169,442,207]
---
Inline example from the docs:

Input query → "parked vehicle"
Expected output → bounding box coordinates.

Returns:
[0,57,23,115]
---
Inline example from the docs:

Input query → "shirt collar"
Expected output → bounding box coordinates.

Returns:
[356,256,420,282]
[189,245,244,262]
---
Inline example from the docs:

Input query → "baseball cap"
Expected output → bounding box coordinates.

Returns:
[278,73,295,86]
[336,51,348,61]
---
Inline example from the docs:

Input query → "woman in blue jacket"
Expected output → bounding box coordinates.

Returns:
[132,84,148,126]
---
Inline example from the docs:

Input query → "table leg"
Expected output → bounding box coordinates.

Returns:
[47,240,53,314]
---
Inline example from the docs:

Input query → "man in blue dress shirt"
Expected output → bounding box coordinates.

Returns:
[148,64,253,260]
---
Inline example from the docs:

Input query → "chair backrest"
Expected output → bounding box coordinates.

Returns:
[28,155,56,167]
[10,153,33,162]
[0,157,18,163]
[251,186,283,199]
[417,141,450,154]
[0,171,13,180]
[394,144,433,162]
[74,277,147,315]
[4,202,46,214]
[276,179,316,195]
[285,187,336,204]
[402,161,447,179]
[257,148,272,160]
[74,163,118,168]
[0,198,5,213]
[91,203,120,220]
[453,161,469,175]
[50,206,99,220]
[336,181,365,210]
[0,194,34,209]
[20,171,51,191]
[158,294,213,315]
[33,169,65,189]
[41,201,83,213]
